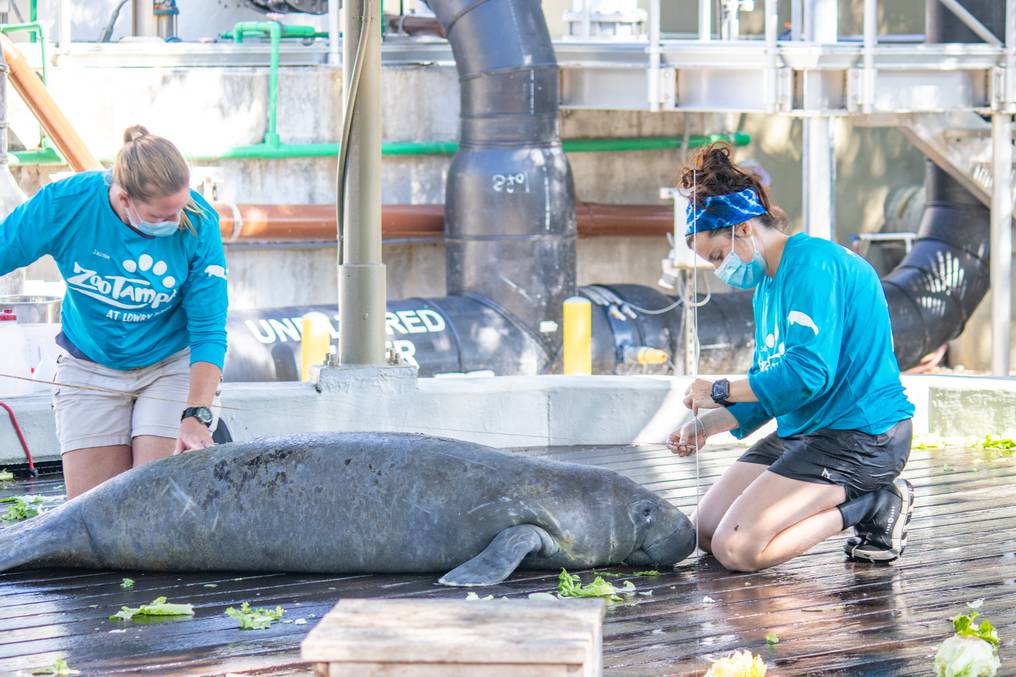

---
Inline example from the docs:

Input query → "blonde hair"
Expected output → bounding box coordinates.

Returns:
[113,125,200,234]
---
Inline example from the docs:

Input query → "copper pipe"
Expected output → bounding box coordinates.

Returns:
[575,202,675,238]
[384,14,446,37]
[214,201,671,241]
[0,35,102,172]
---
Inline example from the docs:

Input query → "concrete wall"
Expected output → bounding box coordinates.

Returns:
[3,369,1014,467]
[5,0,1010,369]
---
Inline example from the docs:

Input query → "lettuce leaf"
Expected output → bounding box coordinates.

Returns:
[109,596,194,621]
[225,601,285,630]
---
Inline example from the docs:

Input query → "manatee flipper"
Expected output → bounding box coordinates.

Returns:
[439,524,554,587]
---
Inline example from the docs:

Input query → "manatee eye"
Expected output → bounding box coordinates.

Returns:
[642,508,652,518]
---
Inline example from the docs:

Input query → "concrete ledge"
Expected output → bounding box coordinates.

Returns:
[902,374,1016,436]
[2,371,1014,466]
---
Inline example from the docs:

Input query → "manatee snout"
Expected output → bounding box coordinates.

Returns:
[625,500,696,567]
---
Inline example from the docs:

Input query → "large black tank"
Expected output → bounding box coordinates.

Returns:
[431,0,576,362]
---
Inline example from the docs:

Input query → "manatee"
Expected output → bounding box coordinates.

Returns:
[0,432,695,586]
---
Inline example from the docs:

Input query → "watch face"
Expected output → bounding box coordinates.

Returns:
[185,407,213,425]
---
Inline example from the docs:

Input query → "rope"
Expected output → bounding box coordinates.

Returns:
[0,372,242,411]
[689,169,704,560]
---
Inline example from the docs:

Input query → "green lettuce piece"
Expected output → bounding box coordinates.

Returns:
[557,568,636,602]
[528,592,558,601]
[109,596,195,621]
[590,569,624,578]
[31,659,80,676]
[974,434,1016,456]
[765,632,779,645]
[631,570,661,577]
[120,578,135,589]
[951,611,999,648]
[225,601,285,630]
[934,636,999,677]
[0,469,13,482]
[1,496,41,521]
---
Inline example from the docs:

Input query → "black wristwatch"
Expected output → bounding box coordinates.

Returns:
[710,379,733,407]
[181,406,214,428]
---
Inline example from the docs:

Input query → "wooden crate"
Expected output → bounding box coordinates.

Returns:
[301,598,605,676]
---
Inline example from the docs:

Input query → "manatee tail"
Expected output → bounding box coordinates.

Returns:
[0,506,96,572]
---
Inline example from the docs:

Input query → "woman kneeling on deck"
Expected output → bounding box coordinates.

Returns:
[0,126,227,498]
[668,143,915,571]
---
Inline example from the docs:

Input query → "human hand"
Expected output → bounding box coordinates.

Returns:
[174,416,214,454]
[683,378,720,416]
[666,417,708,457]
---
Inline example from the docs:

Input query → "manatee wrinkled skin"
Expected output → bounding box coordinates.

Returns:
[0,432,695,585]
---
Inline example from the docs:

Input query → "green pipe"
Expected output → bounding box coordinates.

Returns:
[8,146,63,165]
[0,22,47,84]
[564,132,750,153]
[0,22,52,154]
[187,134,750,162]
[11,135,751,165]
[29,0,37,40]
[230,22,282,146]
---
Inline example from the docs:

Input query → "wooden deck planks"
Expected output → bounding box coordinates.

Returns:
[0,443,1012,676]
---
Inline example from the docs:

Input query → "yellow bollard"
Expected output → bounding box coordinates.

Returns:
[563,296,592,375]
[300,312,333,382]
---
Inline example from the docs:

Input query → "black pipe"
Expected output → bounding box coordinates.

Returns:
[430,0,577,359]
[224,0,993,380]
[224,299,549,381]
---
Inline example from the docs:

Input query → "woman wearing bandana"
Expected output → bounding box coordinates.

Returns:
[668,143,915,571]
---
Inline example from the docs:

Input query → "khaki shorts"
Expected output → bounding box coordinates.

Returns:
[53,349,220,454]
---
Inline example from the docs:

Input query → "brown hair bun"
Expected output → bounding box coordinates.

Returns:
[123,125,150,144]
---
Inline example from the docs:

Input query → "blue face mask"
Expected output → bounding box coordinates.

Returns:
[127,200,180,238]
[715,233,767,289]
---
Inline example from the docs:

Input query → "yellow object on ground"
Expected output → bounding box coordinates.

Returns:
[563,296,592,375]
[705,650,768,677]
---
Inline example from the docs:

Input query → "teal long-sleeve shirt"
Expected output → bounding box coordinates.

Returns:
[727,233,914,439]
[0,171,228,370]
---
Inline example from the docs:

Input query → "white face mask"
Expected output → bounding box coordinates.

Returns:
[126,200,180,238]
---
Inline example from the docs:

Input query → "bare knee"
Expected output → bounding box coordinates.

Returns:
[711,529,765,572]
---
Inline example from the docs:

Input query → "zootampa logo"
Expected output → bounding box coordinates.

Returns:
[66,255,178,311]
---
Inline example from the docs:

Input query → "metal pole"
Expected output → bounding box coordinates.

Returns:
[648,0,661,111]
[57,0,71,49]
[698,0,711,41]
[338,0,387,366]
[328,0,341,66]
[130,0,158,38]
[862,0,877,113]
[764,0,778,112]
[804,0,837,43]
[721,0,739,41]
[990,112,1012,376]
[989,0,1016,375]
[802,0,837,240]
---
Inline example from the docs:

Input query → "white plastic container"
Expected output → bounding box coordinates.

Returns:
[0,311,33,397]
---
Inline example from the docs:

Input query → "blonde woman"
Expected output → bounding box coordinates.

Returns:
[0,126,228,498]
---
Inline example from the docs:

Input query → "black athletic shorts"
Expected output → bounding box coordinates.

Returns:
[737,419,913,499]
